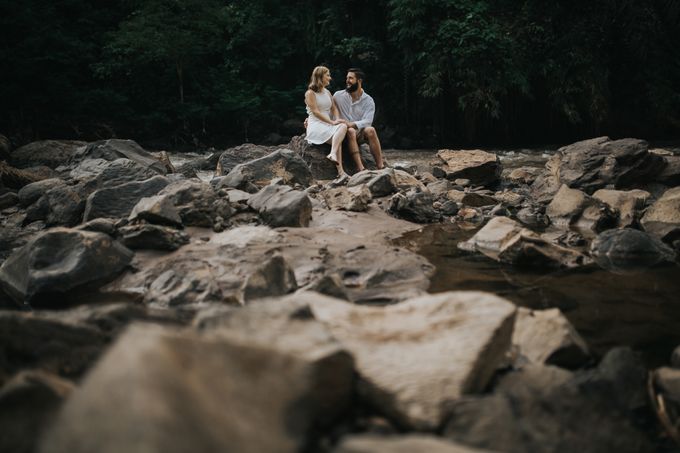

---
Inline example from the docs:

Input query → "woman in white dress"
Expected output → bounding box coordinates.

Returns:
[305,66,348,179]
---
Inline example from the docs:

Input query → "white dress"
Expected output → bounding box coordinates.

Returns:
[305,89,341,144]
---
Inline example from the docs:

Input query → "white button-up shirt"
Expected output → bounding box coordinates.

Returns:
[333,90,375,130]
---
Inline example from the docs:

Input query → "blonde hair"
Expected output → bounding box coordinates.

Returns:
[308,66,329,92]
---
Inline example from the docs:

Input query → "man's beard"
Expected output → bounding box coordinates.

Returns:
[346,82,359,93]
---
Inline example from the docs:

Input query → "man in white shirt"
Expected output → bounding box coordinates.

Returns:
[332,68,385,171]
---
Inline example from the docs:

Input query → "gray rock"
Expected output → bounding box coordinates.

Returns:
[348,169,398,197]
[310,291,516,429]
[157,179,232,227]
[593,188,650,228]
[546,184,617,232]
[0,370,75,453]
[641,186,680,241]
[128,195,183,227]
[460,192,498,207]
[334,435,495,453]
[426,179,451,198]
[434,149,501,187]
[0,191,18,209]
[40,322,353,453]
[119,224,190,251]
[506,166,541,185]
[388,188,440,223]
[658,155,680,186]
[215,143,274,175]
[10,140,86,169]
[249,184,312,227]
[73,139,167,174]
[322,185,372,212]
[83,175,170,221]
[17,178,67,207]
[94,158,164,187]
[221,149,313,191]
[287,134,375,180]
[590,228,676,271]
[43,185,84,226]
[0,228,133,305]
[76,218,118,236]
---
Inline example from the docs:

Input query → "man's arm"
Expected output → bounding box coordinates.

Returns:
[354,98,375,130]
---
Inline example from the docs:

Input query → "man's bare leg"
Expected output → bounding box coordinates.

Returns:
[346,128,365,172]
[364,126,384,169]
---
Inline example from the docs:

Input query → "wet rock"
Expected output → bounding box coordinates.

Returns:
[434,149,501,187]
[10,140,85,169]
[310,291,516,429]
[506,166,540,185]
[0,191,18,209]
[128,194,183,227]
[459,216,590,268]
[83,175,170,221]
[322,185,372,212]
[348,169,398,197]
[0,370,75,453]
[546,184,617,232]
[17,178,67,207]
[388,188,439,223]
[119,224,190,251]
[590,228,676,271]
[593,188,650,228]
[334,435,494,453]
[221,149,313,191]
[531,137,665,201]
[0,228,133,305]
[215,143,274,175]
[249,184,312,227]
[0,312,108,382]
[157,179,232,227]
[513,308,590,369]
[73,139,167,174]
[641,186,680,241]
[40,322,352,453]
[443,348,652,453]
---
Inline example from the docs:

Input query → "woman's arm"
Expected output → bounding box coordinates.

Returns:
[305,90,338,125]
[330,95,346,125]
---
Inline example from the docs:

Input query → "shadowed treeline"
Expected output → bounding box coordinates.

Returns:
[1,0,679,148]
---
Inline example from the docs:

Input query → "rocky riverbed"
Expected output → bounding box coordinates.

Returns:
[1,135,680,452]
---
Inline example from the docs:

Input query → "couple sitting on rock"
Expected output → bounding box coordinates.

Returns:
[304,66,386,182]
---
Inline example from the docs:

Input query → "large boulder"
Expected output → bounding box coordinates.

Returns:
[459,216,591,268]
[128,194,183,227]
[531,137,665,200]
[592,188,650,228]
[72,139,167,174]
[640,186,680,242]
[40,323,353,453]
[321,185,372,212]
[215,143,275,175]
[434,149,501,187]
[287,134,375,180]
[347,169,398,197]
[0,228,133,305]
[42,185,85,226]
[220,149,313,191]
[334,435,495,453]
[546,184,616,232]
[248,184,312,227]
[9,140,86,169]
[590,228,676,271]
[92,158,164,187]
[310,291,517,429]
[83,175,170,221]
[156,179,232,227]
[17,178,67,207]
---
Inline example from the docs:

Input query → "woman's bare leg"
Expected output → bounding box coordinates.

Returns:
[328,124,348,176]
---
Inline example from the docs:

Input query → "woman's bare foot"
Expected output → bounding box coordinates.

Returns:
[326,153,339,165]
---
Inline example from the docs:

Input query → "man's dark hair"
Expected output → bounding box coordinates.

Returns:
[347,68,365,81]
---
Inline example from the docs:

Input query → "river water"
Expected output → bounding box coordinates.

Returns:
[169,145,680,365]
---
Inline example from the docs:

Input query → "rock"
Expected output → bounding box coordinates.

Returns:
[17,178,67,207]
[83,175,170,222]
[593,188,650,228]
[40,185,84,227]
[215,143,274,176]
[0,370,75,453]
[426,179,451,198]
[493,190,524,207]
[334,435,495,453]
[40,322,353,453]
[10,140,85,169]
[310,291,516,429]
[73,139,167,174]
[322,185,372,212]
[590,228,676,271]
[506,166,541,185]
[220,149,313,191]
[248,184,312,227]
[440,200,459,216]
[0,191,18,209]
[443,348,653,453]
[0,228,133,305]
[388,188,440,223]
[119,224,190,251]
[287,135,374,179]
[394,169,426,191]
[641,186,680,241]
[92,158,164,187]
[446,189,466,203]
[0,160,48,189]
[515,204,549,228]
[128,195,183,227]
[460,192,497,207]
[348,169,398,197]
[434,149,501,187]
[457,207,483,222]
[546,184,617,232]
[0,311,108,382]
[459,216,591,268]
[531,137,665,200]
[157,179,232,227]
[0,134,11,160]
[658,155,680,186]
[513,308,589,369]
[76,218,118,236]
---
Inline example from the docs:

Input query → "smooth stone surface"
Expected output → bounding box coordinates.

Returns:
[435,149,501,186]
[641,186,680,241]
